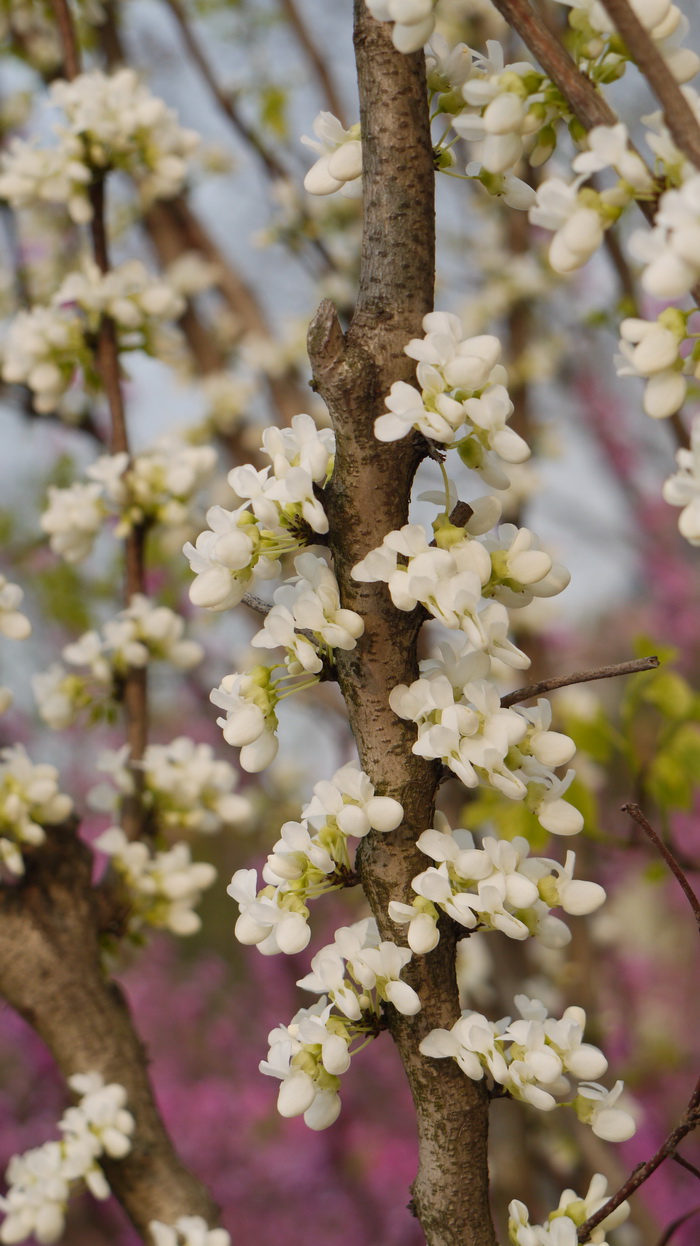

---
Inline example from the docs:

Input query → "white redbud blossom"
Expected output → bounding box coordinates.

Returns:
[150,1218,231,1246]
[662,416,700,544]
[0,746,72,876]
[298,918,421,1017]
[136,738,251,833]
[508,1173,630,1246]
[40,482,106,562]
[301,113,362,197]
[421,995,630,1133]
[0,577,31,640]
[260,999,352,1129]
[530,177,608,274]
[364,0,436,53]
[227,867,311,954]
[210,669,280,772]
[630,175,700,299]
[616,312,689,419]
[95,827,216,936]
[303,760,404,837]
[252,552,363,669]
[0,1073,133,1245]
[572,123,654,193]
[260,413,335,485]
[574,1080,637,1141]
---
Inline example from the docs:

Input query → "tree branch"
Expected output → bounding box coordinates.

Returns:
[598,0,700,171]
[501,655,659,707]
[277,0,348,126]
[488,0,658,226]
[308,7,496,1245]
[0,829,218,1239]
[622,802,700,931]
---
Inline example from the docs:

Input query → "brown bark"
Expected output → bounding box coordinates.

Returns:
[308,7,496,1245]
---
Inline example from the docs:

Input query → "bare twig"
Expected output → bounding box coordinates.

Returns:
[501,655,659,707]
[672,1152,700,1182]
[599,0,700,172]
[622,802,700,930]
[242,593,271,616]
[50,0,148,827]
[577,1076,700,1241]
[50,0,80,78]
[278,0,348,126]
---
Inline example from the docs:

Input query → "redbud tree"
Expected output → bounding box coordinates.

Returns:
[0,2,699,1246]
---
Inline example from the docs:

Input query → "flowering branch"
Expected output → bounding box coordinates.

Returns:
[488,0,658,225]
[599,0,700,171]
[622,802,700,931]
[577,1074,700,1242]
[501,655,660,708]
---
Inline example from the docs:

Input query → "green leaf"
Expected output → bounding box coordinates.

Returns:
[640,671,694,719]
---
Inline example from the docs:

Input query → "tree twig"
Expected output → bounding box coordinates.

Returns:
[50,0,148,830]
[501,655,659,707]
[654,1204,700,1246]
[278,0,348,126]
[622,802,700,930]
[672,1152,700,1182]
[598,0,700,172]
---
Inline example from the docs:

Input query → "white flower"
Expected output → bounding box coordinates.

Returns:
[40,482,106,562]
[301,113,362,197]
[572,123,654,192]
[0,577,31,640]
[0,746,72,876]
[616,313,688,419]
[149,1218,231,1246]
[364,0,436,52]
[210,669,279,772]
[574,1080,637,1141]
[96,827,216,937]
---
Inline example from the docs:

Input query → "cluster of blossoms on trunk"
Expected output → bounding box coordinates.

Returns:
[184,302,635,1149]
[0,1074,133,1245]
[421,993,636,1139]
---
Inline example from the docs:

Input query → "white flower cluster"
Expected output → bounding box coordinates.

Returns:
[261,919,420,1131]
[0,1072,134,1245]
[184,414,334,611]
[0,746,72,876]
[298,917,421,1017]
[662,417,700,545]
[0,575,31,640]
[2,261,186,414]
[508,1173,630,1246]
[364,0,436,53]
[353,504,568,658]
[449,41,556,178]
[251,550,364,675]
[556,0,700,85]
[390,668,582,835]
[91,738,251,835]
[41,434,215,562]
[616,309,693,419]
[210,552,362,770]
[301,113,362,197]
[228,762,403,952]
[34,596,202,729]
[150,1219,230,1246]
[95,826,216,937]
[0,68,198,223]
[372,312,529,484]
[389,813,604,953]
[421,994,636,1141]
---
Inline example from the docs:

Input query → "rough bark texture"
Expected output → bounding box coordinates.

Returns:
[308,7,497,1245]
[0,826,218,1239]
